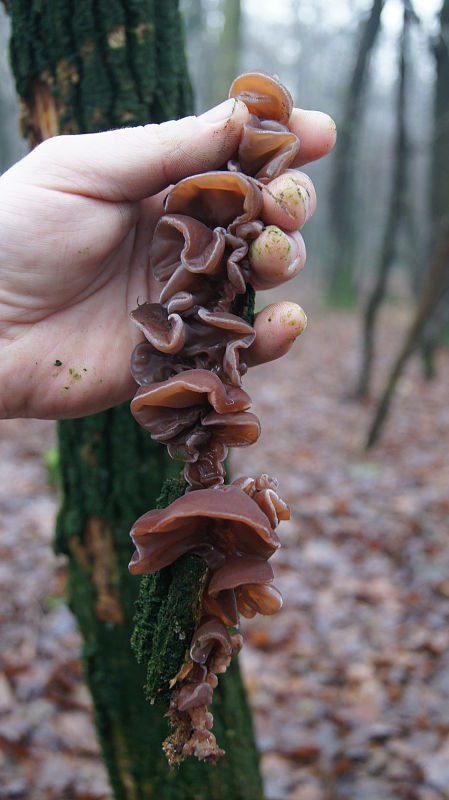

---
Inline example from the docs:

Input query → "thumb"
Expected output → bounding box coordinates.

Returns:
[14,99,249,202]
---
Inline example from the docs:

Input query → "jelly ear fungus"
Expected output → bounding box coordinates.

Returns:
[129,73,301,764]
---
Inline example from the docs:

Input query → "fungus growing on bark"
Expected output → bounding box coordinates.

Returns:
[129,483,281,575]
[129,71,303,764]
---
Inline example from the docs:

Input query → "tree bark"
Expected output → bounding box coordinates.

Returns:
[418,0,449,370]
[365,0,449,446]
[356,0,411,399]
[328,0,385,306]
[7,2,264,798]
[431,0,449,222]
[183,0,241,112]
[366,221,449,448]
[210,0,241,107]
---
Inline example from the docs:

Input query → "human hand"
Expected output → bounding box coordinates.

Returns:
[0,98,335,420]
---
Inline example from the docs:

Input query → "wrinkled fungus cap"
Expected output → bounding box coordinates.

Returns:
[229,71,293,123]
[164,171,263,230]
[228,71,300,182]
[129,484,280,575]
[190,618,233,665]
[132,369,251,423]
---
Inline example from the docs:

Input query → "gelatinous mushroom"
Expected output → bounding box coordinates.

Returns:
[128,71,301,765]
[164,170,263,232]
[130,371,259,487]
[228,71,300,182]
[129,484,280,575]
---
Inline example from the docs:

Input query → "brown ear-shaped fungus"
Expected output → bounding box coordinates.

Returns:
[232,473,290,528]
[201,589,239,627]
[130,303,185,353]
[131,370,251,418]
[207,555,274,595]
[130,312,255,387]
[129,72,300,765]
[229,72,293,123]
[164,171,263,233]
[130,371,259,486]
[235,583,283,618]
[189,618,233,666]
[129,484,280,575]
[228,72,300,183]
[167,622,243,763]
[131,370,251,443]
[205,554,282,622]
[151,214,226,295]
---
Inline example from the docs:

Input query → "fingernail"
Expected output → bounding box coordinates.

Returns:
[250,226,292,271]
[280,303,307,342]
[199,98,236,125]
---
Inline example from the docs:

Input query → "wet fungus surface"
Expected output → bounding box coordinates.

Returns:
[129,72,301,764]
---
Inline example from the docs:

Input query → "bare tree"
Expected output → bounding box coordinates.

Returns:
[356,0,413,399]
[417,0,449,376]
[210,0,241,106]
[366,0,449,447]
[366,221,449,447]
[328,0,386,306]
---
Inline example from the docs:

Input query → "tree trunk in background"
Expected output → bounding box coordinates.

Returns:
[180,0,240,112]
[8,2,263,798]
[366,0,449,447]
[356,0,411,398]
[210,0,241,107]
[366,222,449,448]
[418,0,449,375]
[432,0,449,222]
[328,0,385,306]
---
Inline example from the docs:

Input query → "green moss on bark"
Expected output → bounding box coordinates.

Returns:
[131,477,211,705]
[139,555,208,704]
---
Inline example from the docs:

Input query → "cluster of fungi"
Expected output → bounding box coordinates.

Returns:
[128,72,303,764]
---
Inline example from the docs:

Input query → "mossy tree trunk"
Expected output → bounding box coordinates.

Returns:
[8,3,264,798]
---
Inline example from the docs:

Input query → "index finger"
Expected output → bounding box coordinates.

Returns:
[289,108,337,168]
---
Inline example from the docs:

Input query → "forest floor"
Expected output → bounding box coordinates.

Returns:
[1,302,449,800]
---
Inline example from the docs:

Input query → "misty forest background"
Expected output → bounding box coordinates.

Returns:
[1,1,449,799]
